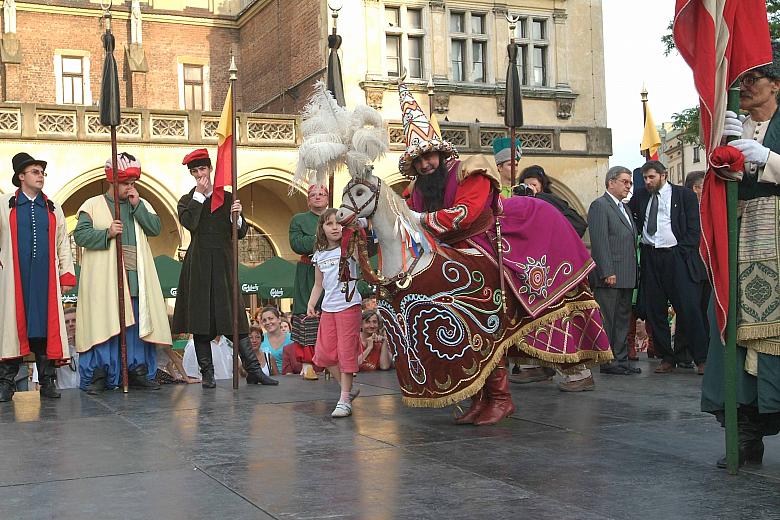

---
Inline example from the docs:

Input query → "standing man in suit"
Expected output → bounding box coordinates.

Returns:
[588,166,640,376]
[629,160,708,375]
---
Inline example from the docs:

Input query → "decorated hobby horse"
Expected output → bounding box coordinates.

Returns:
[295,81,612,424]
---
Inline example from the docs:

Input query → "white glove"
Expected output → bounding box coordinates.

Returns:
[729,139,771,166]
[408,210,423,223]
[723,110,745,138]
[357,217,368,229]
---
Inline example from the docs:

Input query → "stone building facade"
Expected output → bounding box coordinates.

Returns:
[0,0,611,263]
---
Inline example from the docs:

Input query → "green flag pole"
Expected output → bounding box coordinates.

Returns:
[724,84,741,475]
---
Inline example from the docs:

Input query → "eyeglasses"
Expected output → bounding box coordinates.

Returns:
[739,74,767,87]
[611,178,633,186]
[23,168,47,177]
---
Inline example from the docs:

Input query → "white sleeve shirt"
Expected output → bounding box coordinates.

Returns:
[191,190,243,228]
[641,181,677,248]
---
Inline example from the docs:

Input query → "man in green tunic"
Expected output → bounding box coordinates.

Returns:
[75,152,171,393]
[289,184,328,380]
[702,42,780,468]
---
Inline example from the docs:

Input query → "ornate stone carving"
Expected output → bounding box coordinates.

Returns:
[0,109,19,132]
[0,33,21,63]
[151,116,186,138]
[434,93,449,114]
[126,43,148,72]
[388,125,405,145]
[364,88,384,110]
[556,97,574,119]
[553,9,568,24]
[480,129,506,148]
[201,118,220,139]
[247,120,295,142]
[429,1,445,12]
[130,0,143,44]
[3,0,16,34]
[518,132,553,150]
[37,112,75,134]
[495,95,505,116]
[441,128,467,147]
[86,114,141,136]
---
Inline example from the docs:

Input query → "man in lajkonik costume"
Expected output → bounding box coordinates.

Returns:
[75,153,170,393]
[289,184,328,380]
[0,153,76,401]
[172,149,277,388]
[702,42,780,468]
[397,81,611,425]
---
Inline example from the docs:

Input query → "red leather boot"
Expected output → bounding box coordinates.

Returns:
[474,362,516,426]
[454,388,486,425]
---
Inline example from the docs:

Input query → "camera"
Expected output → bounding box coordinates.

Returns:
[512,183,535,197]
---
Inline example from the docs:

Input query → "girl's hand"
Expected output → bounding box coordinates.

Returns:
[307,305,317,317]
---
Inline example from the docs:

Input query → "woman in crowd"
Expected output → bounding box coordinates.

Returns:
[358,310,392,372]
[259,306,292,376]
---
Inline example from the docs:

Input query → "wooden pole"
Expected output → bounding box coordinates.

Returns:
[109,126,129,393]
[229,58,240,391]
[723,84,741,475]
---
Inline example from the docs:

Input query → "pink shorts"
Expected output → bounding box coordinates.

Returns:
[312,305,362,373]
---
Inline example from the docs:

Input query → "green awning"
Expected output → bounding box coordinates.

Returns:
[154,255,182,298]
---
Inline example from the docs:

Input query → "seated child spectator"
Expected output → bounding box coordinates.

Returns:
[358,310,392,371]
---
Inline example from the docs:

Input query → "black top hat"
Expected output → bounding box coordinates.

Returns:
[11,153,47,188]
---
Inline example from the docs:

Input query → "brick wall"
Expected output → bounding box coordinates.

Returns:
[238,0,325,114]
[1,1,323,114]
[6,10,238,110]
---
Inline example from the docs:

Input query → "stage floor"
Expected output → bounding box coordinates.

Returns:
[1,359,779,520]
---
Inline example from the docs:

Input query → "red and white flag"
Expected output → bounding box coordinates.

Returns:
[672,0,771,335]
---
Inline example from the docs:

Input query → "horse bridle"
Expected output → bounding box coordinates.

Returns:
[341,177,382,220]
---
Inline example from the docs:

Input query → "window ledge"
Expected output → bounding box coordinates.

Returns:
[360,77,577,101]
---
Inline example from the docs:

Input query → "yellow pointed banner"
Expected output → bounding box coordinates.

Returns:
[640,103,661,159]
[211,84,233,212]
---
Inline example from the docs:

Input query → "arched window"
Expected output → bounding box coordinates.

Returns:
[239,225,276,265]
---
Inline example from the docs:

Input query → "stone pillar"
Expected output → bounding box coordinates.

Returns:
[363,0,383,79]
[429,1,447,81]
[126,44,148,108]
[553,9,570,90]
[493,5,509,85]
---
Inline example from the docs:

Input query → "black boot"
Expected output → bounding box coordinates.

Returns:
[238,337,278,385]
[86,367,107,395]
[128,364,161,390]
[194,336,216,389]
[37,355,61,399]
[0,361,21,402]
[716,412,765,469]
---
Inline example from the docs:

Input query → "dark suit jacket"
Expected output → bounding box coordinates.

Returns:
[628,183,707,282]
[587,193,638,289]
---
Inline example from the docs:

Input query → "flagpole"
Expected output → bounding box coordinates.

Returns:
[326,0,344,208]
[506,14,521,187]
[229,56,240,391]
[640,86,651,161]
[723,84,741,474]
[100,3,128,393]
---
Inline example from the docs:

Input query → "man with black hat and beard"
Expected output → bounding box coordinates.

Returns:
[702,40,780,469]
[172,148,278,389]
[0,153,76,402]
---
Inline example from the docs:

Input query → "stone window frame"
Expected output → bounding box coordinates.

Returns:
[447,9,490,84]
[53,50,92,106]
[511,13,552,87]
[383,3,427,80]
[176,57,211,111]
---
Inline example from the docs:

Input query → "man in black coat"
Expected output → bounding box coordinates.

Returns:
[629,160,709,374]
[172,149,277,388]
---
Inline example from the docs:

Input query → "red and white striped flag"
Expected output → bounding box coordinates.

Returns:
[672,0,771,335]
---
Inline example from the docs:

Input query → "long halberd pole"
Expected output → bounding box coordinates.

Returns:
[230,58,240,391]
[723,84,741,475]
[641,87,651,161]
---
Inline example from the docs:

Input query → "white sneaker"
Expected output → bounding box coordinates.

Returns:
[331,401,352,418]
[348,386,360,402]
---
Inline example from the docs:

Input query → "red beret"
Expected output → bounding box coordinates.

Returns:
[182,148,211,167]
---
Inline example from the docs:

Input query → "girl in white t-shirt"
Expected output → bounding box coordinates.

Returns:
[307,208,362,418]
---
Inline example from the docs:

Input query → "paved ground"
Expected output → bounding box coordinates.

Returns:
[1,358,779,520]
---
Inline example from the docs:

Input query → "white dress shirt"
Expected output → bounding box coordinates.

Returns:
[605,191,632,227]
[641,181,677,248]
